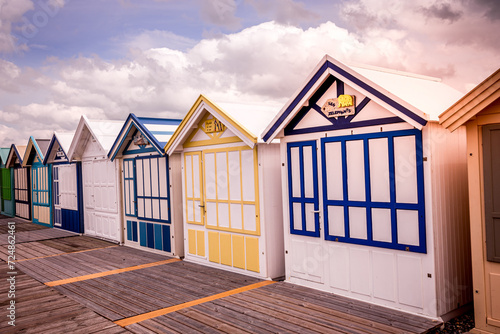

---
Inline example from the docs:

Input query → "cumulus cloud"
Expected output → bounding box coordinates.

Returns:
[0,12,499,146]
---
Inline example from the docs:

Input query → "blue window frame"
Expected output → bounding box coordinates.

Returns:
[123,158,136,217]
[321,129,426,253]
[287,140,320,237]
[135,155,170,223]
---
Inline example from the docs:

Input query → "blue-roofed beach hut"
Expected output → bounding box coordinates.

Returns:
[44,132,84,233]
[22,137,52,226]
[108,114,183,257]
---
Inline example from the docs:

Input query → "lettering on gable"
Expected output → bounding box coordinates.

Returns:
[321,95,356,119]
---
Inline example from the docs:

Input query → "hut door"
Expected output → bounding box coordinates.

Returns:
[287,141,320,237]
[14,167,30,220]
[53,166,62,227]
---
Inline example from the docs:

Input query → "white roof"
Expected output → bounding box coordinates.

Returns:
[215,101,283,141]
[351,65,463,121]
[86,119,124,152]
[54,131,75,154]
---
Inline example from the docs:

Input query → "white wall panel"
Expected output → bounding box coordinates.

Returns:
[327,205,345,237]
[325,142,343,201]
[397,255,423,308]
[394,136,418,204]
[303,146,314,198]
[346,140,365,201]
[350,248,371,296]
[372,208,392,243]
[329,245,350,291]
[349,207,367,240]
[369,138,390,202]
[372,251,396,302]
[397,210,420,246]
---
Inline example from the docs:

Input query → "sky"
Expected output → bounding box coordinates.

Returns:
[0,0,499,146]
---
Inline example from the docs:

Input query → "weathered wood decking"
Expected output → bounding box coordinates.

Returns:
[0,217,442,333]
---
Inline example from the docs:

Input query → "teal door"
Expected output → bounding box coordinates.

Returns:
[31,161,52,226]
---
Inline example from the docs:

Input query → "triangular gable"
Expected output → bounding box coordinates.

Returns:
[165,95,258,155]
[283,74,405,136]
[22,137,50,167]
[0,148,10,167]
[67,116,123,161]
[108,114,181,161]
[6,144,25,168]
[262,55,429,142]
[43,132,75,164]
[440,68,500,132]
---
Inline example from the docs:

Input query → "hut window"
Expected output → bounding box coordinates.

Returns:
[32,166,50,206]
[287,140,320,237]
[123,159,136,217]
[134,156,170,223]
[321,129,426,253]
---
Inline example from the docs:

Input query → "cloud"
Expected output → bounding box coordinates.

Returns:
[121,29,197,52]
[0,0,34,53]
[419,2,463,23]
[199,0,241,30]
[0,15,499,146]
[246,0,319,25]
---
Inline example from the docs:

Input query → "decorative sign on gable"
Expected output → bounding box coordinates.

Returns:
[133,132,149,148]
[321,95,356,119]
[55,146,65,160]
[204,118,226,134]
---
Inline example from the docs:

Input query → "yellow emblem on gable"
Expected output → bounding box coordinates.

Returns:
[204,118,226,134]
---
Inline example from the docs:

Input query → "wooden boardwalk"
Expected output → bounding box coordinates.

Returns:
[0,217,442,333]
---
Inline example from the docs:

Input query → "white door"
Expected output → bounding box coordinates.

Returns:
[82,158,120,241]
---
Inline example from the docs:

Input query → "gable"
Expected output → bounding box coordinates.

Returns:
[285,74,404,136]
[82,133,105,158]
[183,112,242,148]
[262,56,432,142]
[45,139,69,164]
[122,127,158,155]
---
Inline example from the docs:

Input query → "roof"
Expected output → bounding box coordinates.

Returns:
[43,131,75,164]
[108,114,181,160]
[439,68,500,132]
[67,116,124,160]
[262,55,463,142]
[0,148,10,165]
[6,144,26,168]
[165,94,282,155]
[22,137,50,167]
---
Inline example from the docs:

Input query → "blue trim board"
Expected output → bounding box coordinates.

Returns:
[283,74,399,136]
[287,140,320,237]
[109,113,181,161]
[263,60,427,142]
[320,129,426,253]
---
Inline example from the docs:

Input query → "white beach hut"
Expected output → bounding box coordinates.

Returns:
[67,116,123,242]
[262,55,472,320]
[44,131,84,233]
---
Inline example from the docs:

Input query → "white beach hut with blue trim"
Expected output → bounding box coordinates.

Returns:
[44,131,84,233]
[67,116,124,242]
[262,55,472,319]
[108,113,183,257]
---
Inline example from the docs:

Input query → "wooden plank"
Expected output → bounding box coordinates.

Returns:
[176,308,252,334]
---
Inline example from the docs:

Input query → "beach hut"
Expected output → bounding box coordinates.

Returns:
[6,144,30,220]
[67,116,123,242]
[108,114,183,256]
[262,55,472,319]
[43,132,83,233]
[22,137,51,226]
[440,68,500,333]
[165,95,284,279]
[1,148,15,217]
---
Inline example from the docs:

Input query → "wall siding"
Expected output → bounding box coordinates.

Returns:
[427,122,473,316]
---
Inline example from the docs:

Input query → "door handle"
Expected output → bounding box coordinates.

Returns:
[199,204,205,208]
[312,210,320,214]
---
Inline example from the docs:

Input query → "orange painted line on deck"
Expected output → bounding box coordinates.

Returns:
[114,280,277,327]
[16,245,119,262]
[45,258,180,287]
